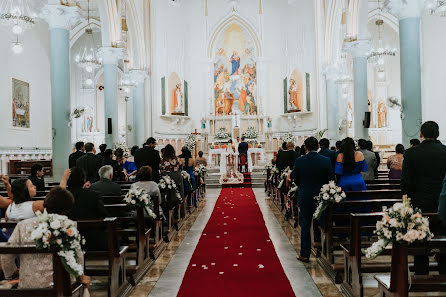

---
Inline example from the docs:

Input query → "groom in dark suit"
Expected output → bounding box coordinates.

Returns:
[292,137,333,262]
[238,137,249,155]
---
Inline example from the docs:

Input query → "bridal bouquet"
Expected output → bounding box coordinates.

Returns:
[185,134,196,152]
[124,187,157,219]
[313,181,346,219]
[363,197,433,259]
[159,175,182,203]
[31,210,85,277]
[277,167,292,189]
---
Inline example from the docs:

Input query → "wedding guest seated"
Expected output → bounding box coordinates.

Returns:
[357,139,377,181]
[335,137,368,192]
[76,142,102,183]
[114,148,126,181]
[5,178,44,222]
[68,141,85,168]
[65,168,109,250]
[410,138,421,148]
[1,186,91,288]
[101,149,121,180]
[123,146,139,181]
[132,166,161,199]
[367,140,381,179]
[387,144,404,179]
[90,165,122,197]
[28,163,45,191]
[160,144,184,204]
[195,151,208,167]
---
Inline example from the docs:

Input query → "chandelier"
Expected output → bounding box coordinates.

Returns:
[119,67,137,94]
[367,0,397,64]
[74,0,100,73]
[0,0,36,35]
[426,0,446,16]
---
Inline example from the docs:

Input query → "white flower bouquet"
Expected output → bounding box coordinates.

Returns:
[269,165,279,182]
[242,127,258,140]
[185,134,196,152]
[363,197,434,259]
[158,175,183,203]
[215,128,231,141]
[182,170,193,190]
[313,181,346,219]
[112,142,130,157]
[31,210,85,277]
[194,164,208,183]
[283,132,295,144]
[124,187,157,219]
[277,167,292,189]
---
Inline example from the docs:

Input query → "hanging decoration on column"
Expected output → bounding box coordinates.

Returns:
[74,0,101,76]
[366,0,397,65]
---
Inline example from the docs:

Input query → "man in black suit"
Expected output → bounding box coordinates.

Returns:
[318,138,336,168]
[401,121,446,275]
[238,136,249,156]
[90,165,121,196]
[101,149,120,179]
[135,137,161,182]
[68,141,85,168]
[275,142,287,170]
[278,142,297,171]
[76,142,102,183]
[367,140,380,179]
[97,144,107,159]
[292,137,333,263]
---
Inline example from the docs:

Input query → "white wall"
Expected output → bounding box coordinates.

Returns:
[421,16,446,144]
[0,21,52,149]
[150,0,318,136]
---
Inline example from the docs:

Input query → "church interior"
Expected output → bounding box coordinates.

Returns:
[1,0,446,296]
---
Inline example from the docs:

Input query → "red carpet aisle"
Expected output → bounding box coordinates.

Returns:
[177,188,296,297]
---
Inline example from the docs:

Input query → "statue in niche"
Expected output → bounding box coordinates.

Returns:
[378,101,387,128]
[288,70,303,112]
[173,83,183,113]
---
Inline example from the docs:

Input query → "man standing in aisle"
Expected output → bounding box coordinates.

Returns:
[135,137,161,182]
[292,137,333,263]
[69,141,85,168]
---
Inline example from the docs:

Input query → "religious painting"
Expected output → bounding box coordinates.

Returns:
[168,72,184,115]
[378,101,387,128]
[12,78,30,129]
[287,69,303,112]
[214,23,257,116]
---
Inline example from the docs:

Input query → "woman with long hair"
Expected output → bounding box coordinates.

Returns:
[123,146,139,181]
[387,144,404,180]
[179,146,197,208]
[160,144,185,213]
[335,137,368,191]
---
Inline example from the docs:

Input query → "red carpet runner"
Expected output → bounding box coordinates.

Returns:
[177,188,296,297]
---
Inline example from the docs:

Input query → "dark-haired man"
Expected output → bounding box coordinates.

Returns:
[135,137,161,182]
[69,141,85,168]
[29,163,45,191]
[402,121,446,275]
[97,144,107,159]
[318,138,336,168]
[292,137,333,263]
[410,138,421,148]
[238,136,249,156]
[76,142,102,183]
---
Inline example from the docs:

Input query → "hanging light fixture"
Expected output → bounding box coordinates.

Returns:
[0,0,36,35]
[366,0,397,64]
[11,35,23,54]
[426,0,446,16]
[74,0,101,73]
[119,61,137,94]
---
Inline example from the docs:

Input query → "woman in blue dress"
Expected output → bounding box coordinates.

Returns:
[335,137,368,192]
[179,147,197,208]
[123,146,139,182]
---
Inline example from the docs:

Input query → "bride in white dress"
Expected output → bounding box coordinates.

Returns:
[220,139,244,184]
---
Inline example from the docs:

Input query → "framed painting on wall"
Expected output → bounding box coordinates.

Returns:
[12,78,30,129]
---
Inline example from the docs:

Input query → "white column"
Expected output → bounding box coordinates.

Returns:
[130,70,149,146]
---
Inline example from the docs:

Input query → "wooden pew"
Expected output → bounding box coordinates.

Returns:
[366,179,400,185]
[9,159,53,176]
[0,243,84,297]
[374,239,446,297]
[318,198,402,284]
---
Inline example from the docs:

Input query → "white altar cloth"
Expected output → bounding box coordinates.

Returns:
[208,148,264,173]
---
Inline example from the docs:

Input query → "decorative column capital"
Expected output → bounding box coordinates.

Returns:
[129,70,149,84]
[98,47,127,65]
[40,4,82,30]
[383,0,425,19]
[344,39,371,58]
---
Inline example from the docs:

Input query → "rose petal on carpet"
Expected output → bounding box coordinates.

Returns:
[177,187,296,297]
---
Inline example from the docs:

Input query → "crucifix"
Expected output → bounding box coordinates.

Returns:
[191,129,201,159]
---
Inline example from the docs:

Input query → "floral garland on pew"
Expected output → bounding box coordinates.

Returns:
[285,182,298,212]
[363,196,434,259]
[263,164,272,175]
[31,210,85,277]
[269,165,279,182]
[277,167,292,189]
[194,164,208,184]
[158,175,183,203]
[313,181,346,219]
[124,187,157,219]
[182,170,193,190]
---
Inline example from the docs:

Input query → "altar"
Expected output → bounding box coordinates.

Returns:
[208,147,264,173]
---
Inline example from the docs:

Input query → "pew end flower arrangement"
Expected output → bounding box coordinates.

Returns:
[194,164,208,183]
[182,170,193,190]
[158,175,182,203]
[313,181,346,219]
[363,196,434,259]
[31,210,85,278]
[269,165,279,182]
[277,167,292,189]
[124,187,157,219]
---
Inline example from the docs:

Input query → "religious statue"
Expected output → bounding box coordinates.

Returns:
[288,78,302,111]
[378,101,387,128]
[173,83,183,113]
[230,51,240,76]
